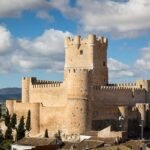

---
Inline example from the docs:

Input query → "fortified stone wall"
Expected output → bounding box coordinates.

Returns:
[22,77,67,107]
[93,86,146,106]
[6,100,40,135]
[40,105,67,135]
[30,83,67,107]
[6,100,68,136]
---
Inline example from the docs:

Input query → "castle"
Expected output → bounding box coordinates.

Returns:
[6,35,150,138]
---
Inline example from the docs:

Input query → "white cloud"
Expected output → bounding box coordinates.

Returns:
[36,11,54,22]
[18,29,72,56]
[0,26,12,54]
[0,0,47,17]
[0,0,149,38]
[74,0,150,38]
[135,45,150,70]
[0,25,73,73]
[108,58,135,79]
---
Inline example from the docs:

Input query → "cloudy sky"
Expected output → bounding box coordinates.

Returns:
[0,0,150,88]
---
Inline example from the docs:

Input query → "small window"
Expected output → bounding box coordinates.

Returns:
[103,61,106,66]
[80,50,83,55]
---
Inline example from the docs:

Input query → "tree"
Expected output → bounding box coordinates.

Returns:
[44,129,49,138]
[4,109,10,127]
[17,116,25,140]
[5,125,13,140]
[11,113,17,129]
[26,110,31,131]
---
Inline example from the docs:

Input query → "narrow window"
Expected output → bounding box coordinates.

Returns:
[103,61,106,66]
[80,50,83,55]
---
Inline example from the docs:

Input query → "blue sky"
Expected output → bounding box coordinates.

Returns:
[0,0,150,88]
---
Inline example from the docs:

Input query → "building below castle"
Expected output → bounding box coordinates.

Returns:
[6,34,150,138]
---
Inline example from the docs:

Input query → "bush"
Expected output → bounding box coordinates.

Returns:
[0,129,4,143]
[0,140,13,150]
[44,129,49,138]
[5,125,13,140]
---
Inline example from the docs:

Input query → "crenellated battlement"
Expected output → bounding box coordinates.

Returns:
[93,85,145,91]
[64,34,108,48]
[32,82,63,88]
[31,79,63,88]
[22,77,63,89]
[117,83,136,87]
[108,82,137,90]
[35,80,62,85]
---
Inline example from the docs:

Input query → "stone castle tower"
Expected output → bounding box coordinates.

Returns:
[64,35,108,85]
[64,35,109,134]
[6,34,150,138]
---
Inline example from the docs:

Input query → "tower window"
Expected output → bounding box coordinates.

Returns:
[80,50,83,55]
[103,61,106,66]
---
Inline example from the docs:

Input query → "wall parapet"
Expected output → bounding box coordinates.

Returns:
[64,35,107,48]
[108,83,136,87]
[32,81,63,88]
[93,85,145,91]
[28,77,63,88]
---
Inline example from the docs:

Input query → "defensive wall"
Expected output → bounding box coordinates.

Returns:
[6,100,68,135]
[93,85,146,106]
[22,77,67,107]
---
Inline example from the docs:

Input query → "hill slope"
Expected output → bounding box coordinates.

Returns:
[0,88,21,102]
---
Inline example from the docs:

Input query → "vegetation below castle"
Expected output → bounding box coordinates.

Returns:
[0,109,31,150]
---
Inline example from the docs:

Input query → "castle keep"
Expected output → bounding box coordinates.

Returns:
[6,35,150,138]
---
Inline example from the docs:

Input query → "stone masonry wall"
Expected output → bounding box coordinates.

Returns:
[93,86,146,106]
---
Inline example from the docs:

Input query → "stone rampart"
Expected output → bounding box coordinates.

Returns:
[93,86,146,106]
[6,101,40,135]
[40,105,66,136]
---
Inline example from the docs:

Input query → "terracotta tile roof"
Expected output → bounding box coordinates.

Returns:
[15,138,53,146]
[63,139,104,150]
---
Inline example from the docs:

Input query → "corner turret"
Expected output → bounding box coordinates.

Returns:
[22,77,36,103]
